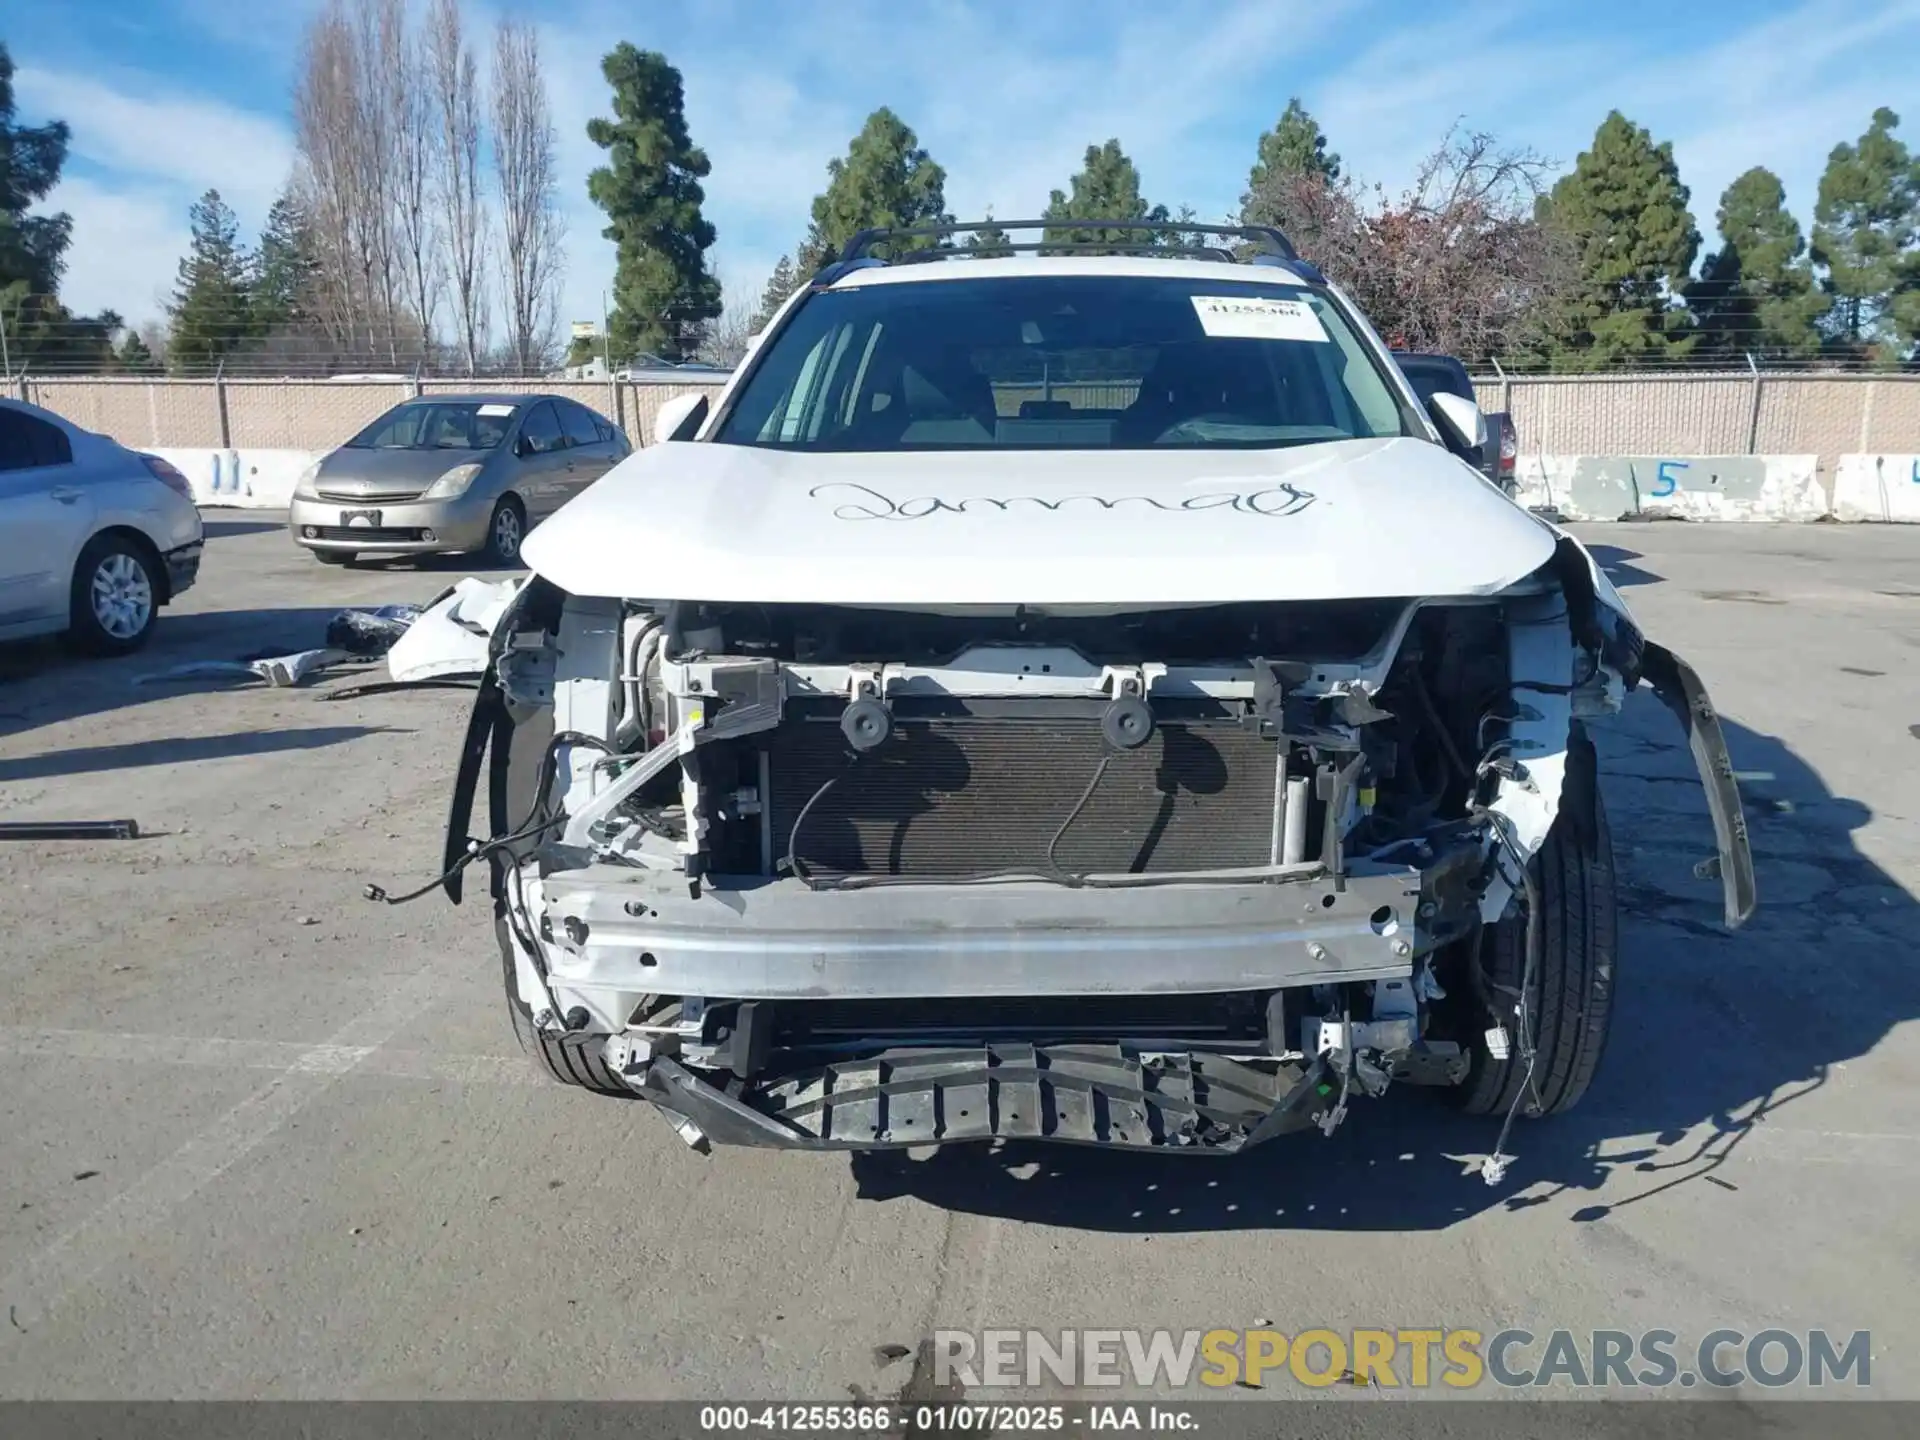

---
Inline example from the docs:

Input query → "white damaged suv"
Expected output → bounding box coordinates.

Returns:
[431,221,1754,1158]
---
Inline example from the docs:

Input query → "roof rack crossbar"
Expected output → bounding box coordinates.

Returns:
[836,218,1301,265]
[892,239,1239,263]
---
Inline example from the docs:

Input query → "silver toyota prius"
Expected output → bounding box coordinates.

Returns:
[288,393,630,566]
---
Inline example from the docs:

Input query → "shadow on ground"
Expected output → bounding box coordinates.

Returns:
[849,693,1913,1231]
[201,517,287,539]
[0,607,363,739]
[0,725,400,783]
[1582,543,1665,589]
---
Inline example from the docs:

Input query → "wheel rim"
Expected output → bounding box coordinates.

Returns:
[90,552,154,640]
[494,507,522,559]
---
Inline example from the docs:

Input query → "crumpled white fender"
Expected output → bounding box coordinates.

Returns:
[386,576,526,683]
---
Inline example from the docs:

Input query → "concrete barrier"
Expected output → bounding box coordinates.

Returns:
[153,447,322,510]
[1831,454,1920,523]
[1512,454,1828,522]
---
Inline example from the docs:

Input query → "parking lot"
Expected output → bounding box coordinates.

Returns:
[1,517,1917,1399]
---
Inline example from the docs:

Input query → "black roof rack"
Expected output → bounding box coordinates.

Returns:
[834,218,1301,266]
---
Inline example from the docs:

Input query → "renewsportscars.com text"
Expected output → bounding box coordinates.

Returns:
[933,1327,1872,1391]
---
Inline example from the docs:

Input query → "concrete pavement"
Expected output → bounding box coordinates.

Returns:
[1,519,1916,1399]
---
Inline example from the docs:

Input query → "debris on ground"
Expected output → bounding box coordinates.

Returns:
[135,648,358,689]
[131,581,520,694]
[0,819,141,841]
[326,605,423,657]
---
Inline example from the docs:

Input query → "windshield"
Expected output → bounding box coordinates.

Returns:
[345,401,517,450]
[713,274,1412,452]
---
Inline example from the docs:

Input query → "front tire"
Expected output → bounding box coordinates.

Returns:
[481,496,526,567]
[1454,725,1618,1119]
[68,535,160,655]
[498,912,629,1095]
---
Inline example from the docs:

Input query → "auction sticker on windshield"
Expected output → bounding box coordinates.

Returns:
[1191,295,1328,343]
[478,403,516,416]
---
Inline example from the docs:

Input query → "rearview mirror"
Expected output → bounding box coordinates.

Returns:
[1427,392,1487,458]
[652,392,710,444]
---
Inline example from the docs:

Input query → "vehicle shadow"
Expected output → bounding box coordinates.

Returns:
[0,607,358,740]
[200,516,287,538]
[1583,544,1665,589]
[350,553,527,577]
[0,726,399,783]
[848,692,1911,1231]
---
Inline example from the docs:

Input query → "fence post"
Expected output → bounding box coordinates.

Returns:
[1745,353,1762,455]
[1491,356,1511,417]
[411,362,423,399]
[1859,380,1878,453]
[214,360,232,448]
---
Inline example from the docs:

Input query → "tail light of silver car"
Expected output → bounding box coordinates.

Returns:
[141,454,194,501]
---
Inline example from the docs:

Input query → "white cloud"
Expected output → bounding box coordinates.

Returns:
[36,0,1920,344]
[532,0,1365,327]
[14,65,294,217]
[41,178,188,323]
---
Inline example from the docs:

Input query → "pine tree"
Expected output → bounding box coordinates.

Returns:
[752,254,800,330]
[1537,111,1700,368]
[798,109,950,271]
[251,189,319,336]
[1042,139,1167,253]
[0,41,116,371]
[1811,107,1920,355]
[585,44,723,365]
[166,189,253,374]
[965,212,1013,257]
[1686,167,1826,358]
[1250,99,1340,190]
[115,329,160,374]
[1240,100,1341,242]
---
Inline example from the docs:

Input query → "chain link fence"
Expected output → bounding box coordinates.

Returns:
[12,370,1920,474]
[14,373,728,451]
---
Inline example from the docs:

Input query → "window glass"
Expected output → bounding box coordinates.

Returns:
[558,401,601,448]
[715,275,1413,452]
[517,401,565,455]
[345,401,515,450]
[0,409,75,471]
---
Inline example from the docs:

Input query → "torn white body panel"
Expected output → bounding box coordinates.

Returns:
[386,577,525,683]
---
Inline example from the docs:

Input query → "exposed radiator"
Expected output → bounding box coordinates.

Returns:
[765,715,1280,878]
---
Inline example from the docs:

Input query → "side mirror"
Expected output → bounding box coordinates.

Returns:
[1427,392,1487,459]
[652,392,710,445]
[514,433,534,458]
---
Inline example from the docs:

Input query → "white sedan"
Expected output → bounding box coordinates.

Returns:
[0,398,204,654]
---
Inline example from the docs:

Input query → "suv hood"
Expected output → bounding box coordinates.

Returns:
[519,436,1558,608]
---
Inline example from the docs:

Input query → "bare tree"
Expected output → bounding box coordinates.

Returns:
[426,0,488,374]
[492,18,564,373]
[292,2,366,359]
[694,294,755,369]
[294,0,430,369]
[392,17,441,352]
[1242,125,1574,362]
[351,0,405,364]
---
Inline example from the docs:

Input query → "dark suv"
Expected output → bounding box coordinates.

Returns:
[1392,352,1516,495]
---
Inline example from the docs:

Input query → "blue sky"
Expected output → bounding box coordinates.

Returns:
[10,0,1920,337]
